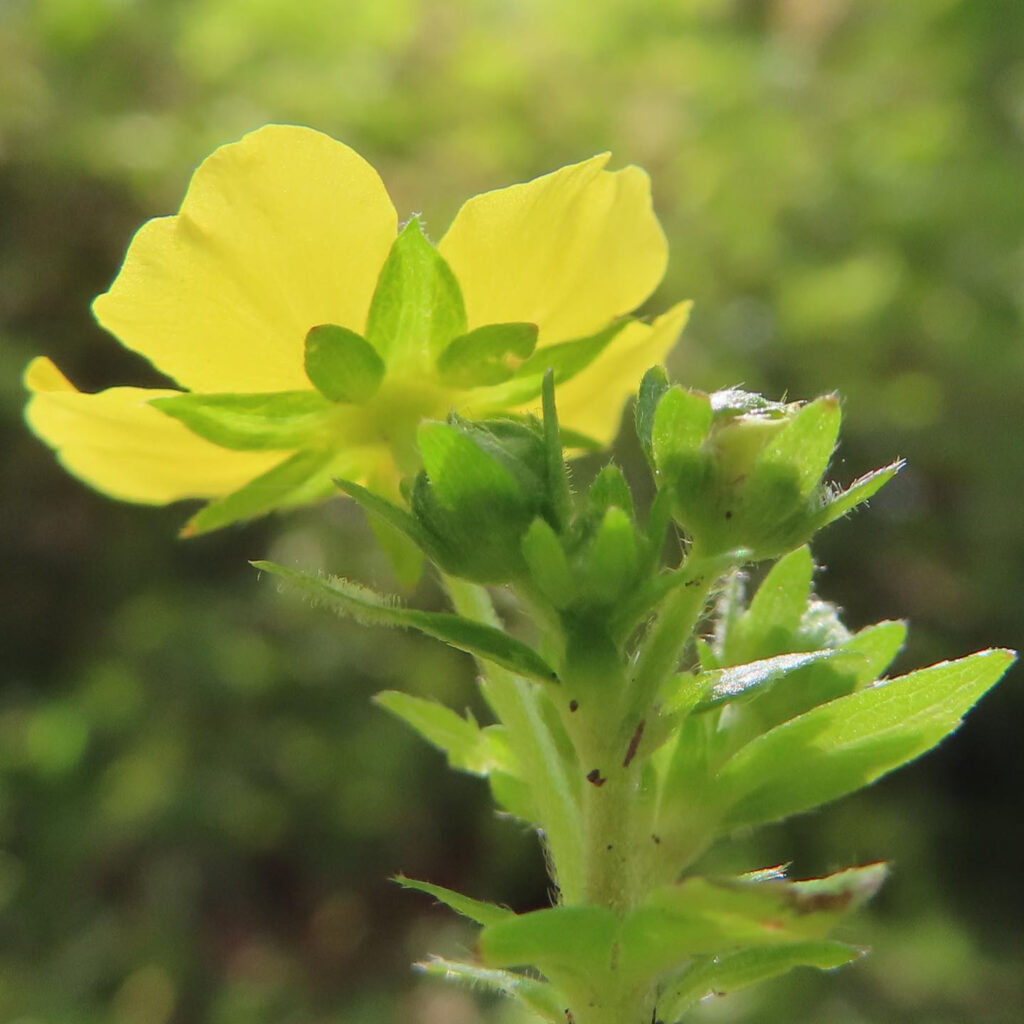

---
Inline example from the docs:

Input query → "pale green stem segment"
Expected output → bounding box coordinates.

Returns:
[630,553,719,715]
[580,749,641,915]
[443,575,585,902]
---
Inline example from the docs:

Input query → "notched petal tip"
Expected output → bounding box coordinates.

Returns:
[23,357,283,505]
[91,123,399,394]
[440,151,670,346]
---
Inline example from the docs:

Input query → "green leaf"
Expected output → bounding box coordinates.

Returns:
[785,861,888,913]
[376,690,513,776]
[436,322,538,387]
[659,941,861,1019]
[395,876,513,927]
[619,865,884,985]
[365,217,467,366]
[620,881,816,982]
[748,395,841,499]
[842,619,907,688]
[480,905,618,981]
[417,957,565,1023]
[417,421,526,512]
[586,464,635,523]
[488,767,540,824]
[675,650,840,714]
[253,561,559,684]
[150,391,332,450]
[716,649,1016,830]
[817,459,905,528]
[582,506,640,605]
[183,448,336,536]
[304,324,385,402]
[730,546,816,657]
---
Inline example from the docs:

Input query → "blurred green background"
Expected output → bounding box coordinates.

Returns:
[1,0,1022,1021]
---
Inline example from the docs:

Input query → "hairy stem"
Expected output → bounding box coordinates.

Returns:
[443,575,584,901]
[630,555,718,714]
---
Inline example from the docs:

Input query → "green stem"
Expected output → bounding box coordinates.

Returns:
[629,554,718,715]
[580,757,640,914]
[442,575,585,902]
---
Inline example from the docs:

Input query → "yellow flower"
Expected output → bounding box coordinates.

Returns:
[25,125,690,534]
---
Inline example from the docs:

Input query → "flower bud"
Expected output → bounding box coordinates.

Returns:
[410,416,554,583]
[644,382,842,560]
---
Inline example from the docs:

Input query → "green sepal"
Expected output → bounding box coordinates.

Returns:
[375,690,516,776]
[659,941,862,1019]
[541,370,572,531]
[652,385,713,481]
[367,513,424,588]
[304,324,385,403]
[635,365,671,463]
[150,391,332,450]
[515,318,628,382]
[395,875,513,927]
[416,957,566,1023]
[366,217,467,367]
[418,421,528,512]
[436,322,538,387]
[252,561,559,684]
[334,478,432,552]
[716,648,1016,830]
[182,448,336,536]
[412,418,554,582]
[522,518,575,609]
[745,394,841,503]
[816,459,905,529]
[459,320,630,411]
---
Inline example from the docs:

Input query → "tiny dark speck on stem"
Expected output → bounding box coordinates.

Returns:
[569,699,579,712]
[587,768,606,787]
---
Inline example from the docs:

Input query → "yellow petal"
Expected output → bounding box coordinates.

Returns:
[438,155,668,345]
[93,125,398,393]
[24,357,285,504]
[542,301,693,445]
